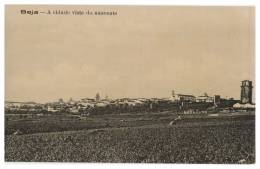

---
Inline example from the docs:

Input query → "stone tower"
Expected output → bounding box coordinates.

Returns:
[240,80,253,104]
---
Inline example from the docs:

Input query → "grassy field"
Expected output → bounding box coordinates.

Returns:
[5,112,176,135]
[5,112,255,163]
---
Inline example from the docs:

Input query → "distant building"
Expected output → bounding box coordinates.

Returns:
[69,97,73,102]
[81,98,96,102]
[171,90,195,102]
[95,93,100,102]
[175,94,196,102]
[58,98,64,103]
[196,94,214,103]
[233,102,255,109]
[47,106,58,112]
[172,90,175,97]
[241,80,253,104]
[214,95,221,106]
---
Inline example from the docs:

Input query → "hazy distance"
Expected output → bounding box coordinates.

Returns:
[5,6,255,103]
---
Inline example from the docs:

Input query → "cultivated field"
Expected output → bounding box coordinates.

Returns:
[5,112,255,163]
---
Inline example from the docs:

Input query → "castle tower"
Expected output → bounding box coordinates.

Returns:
[172,90,175,97]
[241,80,253,104]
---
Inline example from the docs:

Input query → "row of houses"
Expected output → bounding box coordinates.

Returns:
[170,93,221,104]
[4,93,231,114]
[5,97,172,113]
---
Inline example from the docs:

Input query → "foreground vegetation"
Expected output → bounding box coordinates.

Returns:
[5,115,255,163]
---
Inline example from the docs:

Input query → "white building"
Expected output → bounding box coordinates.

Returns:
[196,96,214,103]
[172,94,196,102]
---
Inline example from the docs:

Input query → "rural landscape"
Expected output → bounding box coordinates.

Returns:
[5,6,255,164]
[5,81,255,163]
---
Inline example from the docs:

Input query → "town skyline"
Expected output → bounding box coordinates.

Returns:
[5,79,255,104]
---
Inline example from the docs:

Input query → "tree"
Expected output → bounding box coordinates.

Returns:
[59,98,64,103]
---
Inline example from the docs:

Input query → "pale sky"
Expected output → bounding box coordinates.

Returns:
[5,6,255,103]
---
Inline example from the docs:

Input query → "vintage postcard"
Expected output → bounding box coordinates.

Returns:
[5,5,255,163]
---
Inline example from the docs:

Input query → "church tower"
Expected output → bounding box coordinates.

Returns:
[240,80,253,104]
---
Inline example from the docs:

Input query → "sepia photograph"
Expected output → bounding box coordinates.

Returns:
[4,5,255,163]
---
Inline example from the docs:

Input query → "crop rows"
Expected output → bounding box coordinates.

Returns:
[5,119,255,163]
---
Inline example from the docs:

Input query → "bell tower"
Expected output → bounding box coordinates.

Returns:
[240,80,253,104]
